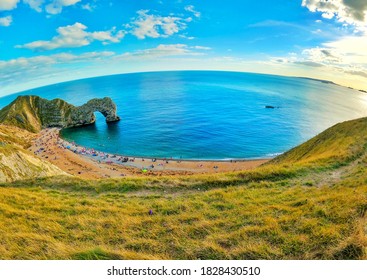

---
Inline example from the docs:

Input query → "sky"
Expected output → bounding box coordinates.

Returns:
[1,0,367,96]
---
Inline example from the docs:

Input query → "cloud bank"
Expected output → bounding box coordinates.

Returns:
[129,10,188,39]
[0,15,12,26]
[16,22,125,50]
[302,0,367,28]
[0,44,211,95]
[0,0,19,11]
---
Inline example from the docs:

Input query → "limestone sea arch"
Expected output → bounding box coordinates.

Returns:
[0,95,121,133]
[70,97,121,127]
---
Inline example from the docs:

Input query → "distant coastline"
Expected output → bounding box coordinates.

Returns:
[298,76,338,85]
[297,76,367,93]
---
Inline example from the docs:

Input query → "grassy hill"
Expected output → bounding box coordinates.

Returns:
[0,117,366,259]
[0,96,74,133]
[0,96,43,132]
[271,117,367,166]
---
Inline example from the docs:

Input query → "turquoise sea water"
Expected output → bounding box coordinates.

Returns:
[1,71,367,159]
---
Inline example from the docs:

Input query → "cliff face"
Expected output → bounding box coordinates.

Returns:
[0,124,67,182]
[0,96,120,132]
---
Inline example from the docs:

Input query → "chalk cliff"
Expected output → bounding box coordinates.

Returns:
[0,124,67,182]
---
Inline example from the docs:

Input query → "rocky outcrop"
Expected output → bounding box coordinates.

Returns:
[69,97,120,127]
[0,95,120,132]
[0,146,68,182]
[0,124,67,182]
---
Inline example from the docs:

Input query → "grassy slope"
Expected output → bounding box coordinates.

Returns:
[270,117,367,166]
[0,118,367,259]
[0,96,43,133]
[0,95,74,133]
[0,124,34,148]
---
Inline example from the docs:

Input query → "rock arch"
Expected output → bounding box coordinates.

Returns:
[0,95,121,132]
[70,97,121,127]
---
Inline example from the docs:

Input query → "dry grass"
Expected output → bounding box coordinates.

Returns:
[0,167,366,259]
[0,117,367,259]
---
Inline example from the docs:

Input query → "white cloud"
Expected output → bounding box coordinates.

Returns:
[184,5,201,18]
[0,0,19,10]
[21,0,81,14]
[193,46,211,50]
[323,34,367,60]
[81,3,95,12]
[269,1,367,88]
[0,15,12,26]
[18,22,89,50]
[298,32,367,67]
[179,34,195,40]
[274,31,367,88]
[302,0,367,28]
[23,0,44,12]
[91,27,125,45]
[118,44,208,59]
[0,51,115,71]
[345,69,367,78]
[301,47,342,64]
[0,0,82,14]
[1,44,210,71]
[17,22,125,51]
[0,44,211,95]
[312,28,323,34]
[0,50,115,95]
[45,0,81,14]
[129,10,187,39]
[293,60,324,67]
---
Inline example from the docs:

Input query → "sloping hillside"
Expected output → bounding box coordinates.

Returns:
[270,117,367,166]
[0,96,74,133]
[0,125,67,182]
[0,117,366,259]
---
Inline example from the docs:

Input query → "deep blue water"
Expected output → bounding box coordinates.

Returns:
[1,71,367,159]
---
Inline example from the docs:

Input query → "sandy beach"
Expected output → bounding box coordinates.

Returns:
[29,128,270,179]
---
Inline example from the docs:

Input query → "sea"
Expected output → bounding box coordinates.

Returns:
[1,71,367,160]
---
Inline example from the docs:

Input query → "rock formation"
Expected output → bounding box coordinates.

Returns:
[0,95,120,132]
[0,124,67,182]
[70,97,120,127]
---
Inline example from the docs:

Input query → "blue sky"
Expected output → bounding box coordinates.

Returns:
[1,0,367,95]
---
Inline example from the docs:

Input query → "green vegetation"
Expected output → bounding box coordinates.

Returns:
[0,95,45,133]
[0,95,119,133]
[0,117,367,259]
[0,95,75,132]
[271,117,367,166]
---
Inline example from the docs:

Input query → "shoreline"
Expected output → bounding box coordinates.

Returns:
[60,129,274,163]
[30,128,270,179]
